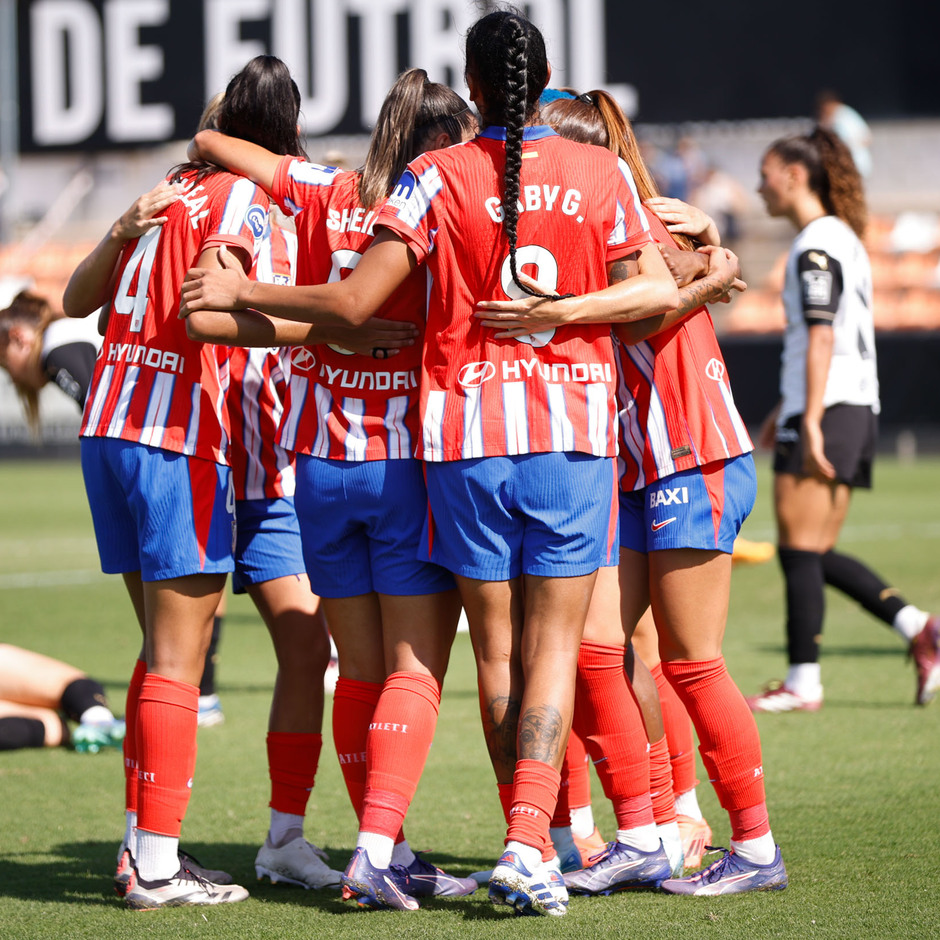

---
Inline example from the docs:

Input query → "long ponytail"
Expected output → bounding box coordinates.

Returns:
[359,68,475,209]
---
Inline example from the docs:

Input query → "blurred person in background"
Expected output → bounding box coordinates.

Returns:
[0,289,102,428]
[0,644,124,753]
[749,127,938,714]
[816,90,872,178]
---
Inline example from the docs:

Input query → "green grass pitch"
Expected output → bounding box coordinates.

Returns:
[1,455,938,939]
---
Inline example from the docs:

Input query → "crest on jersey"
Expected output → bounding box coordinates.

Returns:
[291,347,317,372]
[246,204,267,238]
[513,329,555,348]
[802,270,832,307]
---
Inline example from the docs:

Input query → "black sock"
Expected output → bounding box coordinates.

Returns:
[820,550,908,626]
[0,716,47,750]
[199,616,223,697]
[778,547,825,665]
[60,677,108,723]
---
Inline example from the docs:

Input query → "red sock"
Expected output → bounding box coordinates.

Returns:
[332,677,381,821]
[652,661,699,797]
[551,746,573,828]
[497,782,514,825]
[136,673,198,837]
[506,759,560,852]
[565,728,592,811]
[648,735,676,825]
[360,672,441,839]
[574,640,654,831]
[661,658,770,841]
[268,732,322,816]
[124,658,147,815]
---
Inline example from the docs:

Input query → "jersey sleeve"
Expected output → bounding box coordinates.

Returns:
[797,248,844,325]
[42,341,97,408]
[271,156,343,218]
[201,176,269,272]
[373,160,445,265]
[607,158,652,262]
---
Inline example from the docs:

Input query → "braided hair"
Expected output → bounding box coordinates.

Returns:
[768,127,868,238]
[466,10,559,300]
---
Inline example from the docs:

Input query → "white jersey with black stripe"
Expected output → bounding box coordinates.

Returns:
[778,215,880,424]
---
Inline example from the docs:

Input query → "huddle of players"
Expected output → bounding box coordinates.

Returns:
[66,9,786,916]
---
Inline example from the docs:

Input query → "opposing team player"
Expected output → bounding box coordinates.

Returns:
[750,128,939,710]
[181,9,679,916]
[62,55,303,910]
[185,68,480,911]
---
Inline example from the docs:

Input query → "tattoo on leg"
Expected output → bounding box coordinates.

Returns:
[518,705,564,764]
[482,694,520,779]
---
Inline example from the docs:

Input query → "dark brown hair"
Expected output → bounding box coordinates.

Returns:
[359,68,475,209]
[767,127,868,237]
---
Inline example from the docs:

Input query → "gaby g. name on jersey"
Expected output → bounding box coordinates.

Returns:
[485,186,585,223]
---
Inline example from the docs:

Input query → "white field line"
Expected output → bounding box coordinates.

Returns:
[0,569,107,589]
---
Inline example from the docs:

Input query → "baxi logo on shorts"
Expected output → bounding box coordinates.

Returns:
[245,204,268,238]
[457,361,497,388]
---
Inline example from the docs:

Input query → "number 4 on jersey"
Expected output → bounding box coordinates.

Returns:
[113,227,162,333]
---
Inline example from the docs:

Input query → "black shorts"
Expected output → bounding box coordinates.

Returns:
[773,403,877,489]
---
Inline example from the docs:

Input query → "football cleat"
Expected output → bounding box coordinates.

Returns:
[255,836,342,889]
[746,681,822,713]
[395,852,478,897]
[677,815,713,870]
[910,615,940,706]
[488,850,567,916]
[124,864,248,909]
[661,845,788,895]
[572,825,607,868]
[197,694,225,727]
[114,847,232,896]
[563,840,672,895]
[72,718,125,754]
[341,847,418,911]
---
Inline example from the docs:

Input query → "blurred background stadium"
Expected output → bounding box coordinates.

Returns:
[2,0,939,451]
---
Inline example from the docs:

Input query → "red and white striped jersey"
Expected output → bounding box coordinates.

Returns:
[270,158,425,460]
[616,209,752,491]
[225,214,297,501]
[375,126,651,462]
[81,169,268,465]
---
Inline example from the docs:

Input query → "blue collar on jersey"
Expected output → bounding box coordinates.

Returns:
[479,125,558,141]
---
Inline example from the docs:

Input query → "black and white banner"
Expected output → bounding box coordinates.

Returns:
[17,0,633,150]
[14,0,938,152]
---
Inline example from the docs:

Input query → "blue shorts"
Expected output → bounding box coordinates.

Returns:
[232,496,306,594]
[619,453,756,554]
[81,437,235,581]
[294,455,455,598]
[424,452,618,581]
